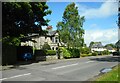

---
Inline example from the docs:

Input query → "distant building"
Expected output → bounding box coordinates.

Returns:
[90,42,107,52]
[105,46,116,52]
[21,26,61,50]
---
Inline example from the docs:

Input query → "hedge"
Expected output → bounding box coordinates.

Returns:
[46,50,56,55]
[92,52,98,56]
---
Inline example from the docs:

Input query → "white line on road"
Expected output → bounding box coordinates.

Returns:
[0,73,31,81]
[52,63,78,70]
[85,61,95,63]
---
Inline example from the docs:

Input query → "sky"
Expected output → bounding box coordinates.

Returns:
[43,0,118,46]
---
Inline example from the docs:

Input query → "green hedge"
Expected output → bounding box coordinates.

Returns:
[92,52,98,56]
[60,47,71,59]
[80,47,91,54]
[60,47,81,58]
[80,53,92,57]
[67,48,80,58]
[46,50,56,55]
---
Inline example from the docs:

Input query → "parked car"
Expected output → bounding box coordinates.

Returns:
[22,53,33,61]
[112,51,120,56]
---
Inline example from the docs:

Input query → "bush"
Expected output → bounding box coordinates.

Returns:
[102,50,110,55]
[80,47,91,54]
[80,53,92,57]
[80,54,88,57]
[60,47,71,59]
[42,42,51,50]
[46,50,56,55]
[92,52,98,56]
[68,48,80,58]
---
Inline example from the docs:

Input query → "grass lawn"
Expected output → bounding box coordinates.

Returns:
[95,64,119,82]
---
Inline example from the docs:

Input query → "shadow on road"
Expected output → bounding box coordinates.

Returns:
[89,56,120,62]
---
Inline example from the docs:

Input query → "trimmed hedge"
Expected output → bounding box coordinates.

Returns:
[60,47,71,59]
[80,47,91,54]
[92,52,98,56]
[46,50,56,55]
[80,53,92,57]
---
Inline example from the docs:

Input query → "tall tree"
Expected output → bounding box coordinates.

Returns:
[2,2,51,46]
[56,2,85,48]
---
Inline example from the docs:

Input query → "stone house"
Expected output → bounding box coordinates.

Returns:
[21,26,60,50]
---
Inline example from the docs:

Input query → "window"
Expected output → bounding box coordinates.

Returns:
[56,47,58,50]
[55,37,58,43]
[52,47,54,50]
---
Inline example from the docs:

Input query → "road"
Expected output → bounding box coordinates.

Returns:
[0,55,119,82]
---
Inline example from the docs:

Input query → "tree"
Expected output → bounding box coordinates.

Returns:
[104,43,116,48]
[42,42,51,50]
[2,2,52,46]
[56,2,85,48]
[89,41,95,48]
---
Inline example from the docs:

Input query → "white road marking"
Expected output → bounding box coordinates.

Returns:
[85,61,95,63]
[52,63,78,70]
[0,73,31,81]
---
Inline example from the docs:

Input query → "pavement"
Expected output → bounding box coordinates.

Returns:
[0,55,119,82]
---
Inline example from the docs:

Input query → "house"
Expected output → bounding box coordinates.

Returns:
[90,42,107,52]
[21,26,60,50]
[105,46,116,52]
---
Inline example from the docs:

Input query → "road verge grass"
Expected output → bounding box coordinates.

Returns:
[94,64,119,82]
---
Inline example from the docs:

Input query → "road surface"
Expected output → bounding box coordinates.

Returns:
[0,55,119,82]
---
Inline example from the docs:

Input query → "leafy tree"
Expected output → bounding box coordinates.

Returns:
[2,2,52,46]
[56,2,85,48]
[89,41,95,48]
[104,43,116,48]
[42,42,51,50]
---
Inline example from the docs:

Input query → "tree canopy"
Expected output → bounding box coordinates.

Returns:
[56,2,85,48]
[2,2,51,46]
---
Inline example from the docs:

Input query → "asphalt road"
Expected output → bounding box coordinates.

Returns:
[0,55,119,81]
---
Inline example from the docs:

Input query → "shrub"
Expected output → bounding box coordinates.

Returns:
[68,48,80,58]
[88,53,92,56]
[102,50,110,55]
[80,47,91,54]
[80,54,88,57]
[42,42,51,50]
[60,47,71,59]
[92,52,98,56]
[46,50,56,55]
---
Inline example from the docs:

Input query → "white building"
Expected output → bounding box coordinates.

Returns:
[90,42,107,52]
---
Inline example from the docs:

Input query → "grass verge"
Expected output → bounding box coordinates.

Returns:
[95,64,120,82]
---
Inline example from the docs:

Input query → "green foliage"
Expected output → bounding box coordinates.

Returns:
[96,65,119,81]
[42,42,51,50]
[105,43,116,48]
[80,47,91,54]
[92,52,98,56]
[2,2,52,46]
[67,48,80,58]
[102,50,110,55]
[89,41,95,48]
[46,50,56,55]
[56,2,85,48]
[60,47,71,59]
[80,53,92,57]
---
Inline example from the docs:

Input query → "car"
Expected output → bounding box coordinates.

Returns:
[112,51,120,56]
[22,53,33,61]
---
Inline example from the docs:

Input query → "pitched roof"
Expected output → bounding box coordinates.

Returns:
[47,30,57,36]
[106,46,113,50]
[91,42,103,48]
